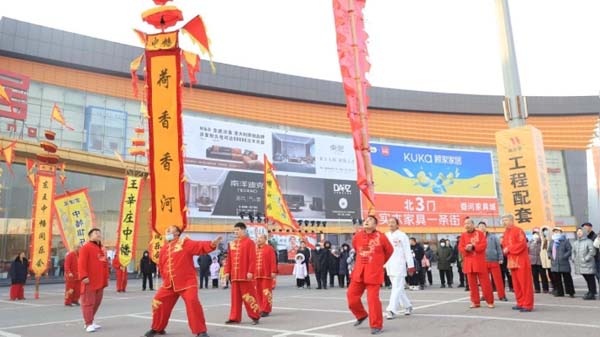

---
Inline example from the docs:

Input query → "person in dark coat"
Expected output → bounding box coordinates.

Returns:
[329,248,340,288]
[582,222,600,284]
[297,241,312,288]
[140,250,156,291]
[9,252,29,300]
[322,241,334,289]
[197,254,212,289]
[436,239,454,288]
[548,227,575,297]
[311,242,326,289]
[409,238,425,290]
[423,242,435,286]
[338,243,350,288]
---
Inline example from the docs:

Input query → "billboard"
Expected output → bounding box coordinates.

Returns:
[369,143,499,228]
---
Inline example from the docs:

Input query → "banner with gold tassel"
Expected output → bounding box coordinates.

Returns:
[54,188,95,252]
[29,167,56,278]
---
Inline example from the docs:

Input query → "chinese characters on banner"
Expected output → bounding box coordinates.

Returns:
[54,188,95,252]
[117,176,144,267]
[369,143,499,229]
[148,231,163,265]
[146,32,187,235]
[496,125,554,230]
[29,167,56,276]
[263,155,298,231]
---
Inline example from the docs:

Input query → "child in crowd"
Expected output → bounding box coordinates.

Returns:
[293,253,308,288]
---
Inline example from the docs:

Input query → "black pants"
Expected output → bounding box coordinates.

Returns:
[212,278,219,288]
[384,270,391,287]
[142,272,153,290]
[304,263,311,287]
[338,274,349,288]
[551,271,575,296]
[316,270,328,289]
[439,269,453,286]
[199,271,209,288]
[531,264,549,292]
[545,268,554,289]
[329,272,336,287]
[426,268,433,285]
[501,266,513,289]
[457,264,465,286]
[583,274,597,295]
[296,278,305,287]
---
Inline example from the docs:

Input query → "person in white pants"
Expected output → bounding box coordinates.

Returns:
[384,217,416,319]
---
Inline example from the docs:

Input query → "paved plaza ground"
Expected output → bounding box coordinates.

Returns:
[0,274,599,337]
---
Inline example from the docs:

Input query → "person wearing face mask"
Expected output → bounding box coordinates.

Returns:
[572,227,596,300]
[347,215,393,335]
[144,225,222,337]
[140,250,156,291]
[528,229,549,294]
[539,226,553,292]
[311,242,325,289]
[547,227,574,298]
[501,214,534,312]
[339,243,351,288]
[436,239,454,288]
[224,222,261,325]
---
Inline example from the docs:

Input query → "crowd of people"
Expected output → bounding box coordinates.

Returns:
[6,216,600,336]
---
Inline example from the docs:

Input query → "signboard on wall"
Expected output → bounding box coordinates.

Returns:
[369,143,499,228]
[0,68,30,120]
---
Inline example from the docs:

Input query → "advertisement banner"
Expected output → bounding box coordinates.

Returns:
[54,188,95,252]
[116,176,144,267]
[496,125,554,230]
[246,224,317,260]
[29,169,55,277]
[369,143,498,228]
[146,40,187,234]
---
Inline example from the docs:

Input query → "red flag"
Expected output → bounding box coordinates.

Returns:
[51,104,75,130]
[182,50,201,86]
[1,141,17,175]
[181,15,215,73]
[130,54,144,98]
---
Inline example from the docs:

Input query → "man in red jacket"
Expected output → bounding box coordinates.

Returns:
[224,222,261,325]
[501,214,534,312]
[144,225,222,337]
[112,253,128,292]
[459,217,494,308]
[347,215,393,335]
[254,234,277,317]
[78,228,109,333]
[64,246,81,306]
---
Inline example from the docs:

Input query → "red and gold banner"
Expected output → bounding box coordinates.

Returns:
[54,188,95,252]
[148,231,163,265]
[29,167,56,277]
[146,32,187,235]
[264,155,298,231]
[116,176,144,267]
[496,125,554,230]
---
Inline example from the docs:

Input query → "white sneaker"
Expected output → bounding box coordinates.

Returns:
[404,306,413,316]
[92,323,101,330]
[386,311,395,320]
[85,325,96,333]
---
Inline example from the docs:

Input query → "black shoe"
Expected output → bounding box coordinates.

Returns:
[261,312,270,317]
[569,294,575,298]
[225,320,240,324]
[511,306,522,310]
[499,297,508,302]
[252,319,259,325]
[448,284,453,288]
[354,316,368,327]
[73,302,80,306]
[144,329,166,337]
[458,284,465,288]
[65,303,73,307]
[464,287,469,292]
[554,293,565,297]
[143,289,146,291]
[583,293,595,300]
[519,308,532,312]
[196,333,209,337]
[371,328,383,335]
[316,287,322,290]
[535,290,541,294]
[441,284,446,288]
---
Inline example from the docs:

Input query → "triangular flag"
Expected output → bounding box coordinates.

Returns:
[27,172,35,187]
[26,158,36,173]
[133,29,147,45]
[130,54,144,98]
[51,104,75,130]
[59,174,67,187]
[1,141,17,175]
[114,150,125,164]
[182,50,201,86]
[0,84,12,108]
[181,15,216,73]
[263,155,298,231]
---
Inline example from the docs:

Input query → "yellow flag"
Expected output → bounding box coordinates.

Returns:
[264,155,298,230]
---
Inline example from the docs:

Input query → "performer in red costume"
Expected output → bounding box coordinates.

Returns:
[254,234,277,317]
[225,222,261,325]
[501,214,534,312]
[64,245,81,306]
[144,225,222,337]
[112,253,128,292]
[347,215,394,335]
[459,217,494,309]
[78,228,109,333]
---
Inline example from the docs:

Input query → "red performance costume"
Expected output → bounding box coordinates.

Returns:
[255,242,277,315]
[347,230,393,331]
[64,251,80,306]
[502,225,534,311]
[78,241,109,326]
[459,229,494,307]
[112,255,128,292]
[150,237,217,335]
[225,236,261,322]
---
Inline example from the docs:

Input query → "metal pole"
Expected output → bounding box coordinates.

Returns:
[494,0,527,128]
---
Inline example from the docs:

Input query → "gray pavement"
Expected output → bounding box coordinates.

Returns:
[0,274,599,337]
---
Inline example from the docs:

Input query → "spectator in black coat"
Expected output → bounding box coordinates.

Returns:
[9,252,28,300]
[139,250,156,291]
[329,248,340,288]
[409,238,425,290]
[338,243,350,288]
[197,254,212,289]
